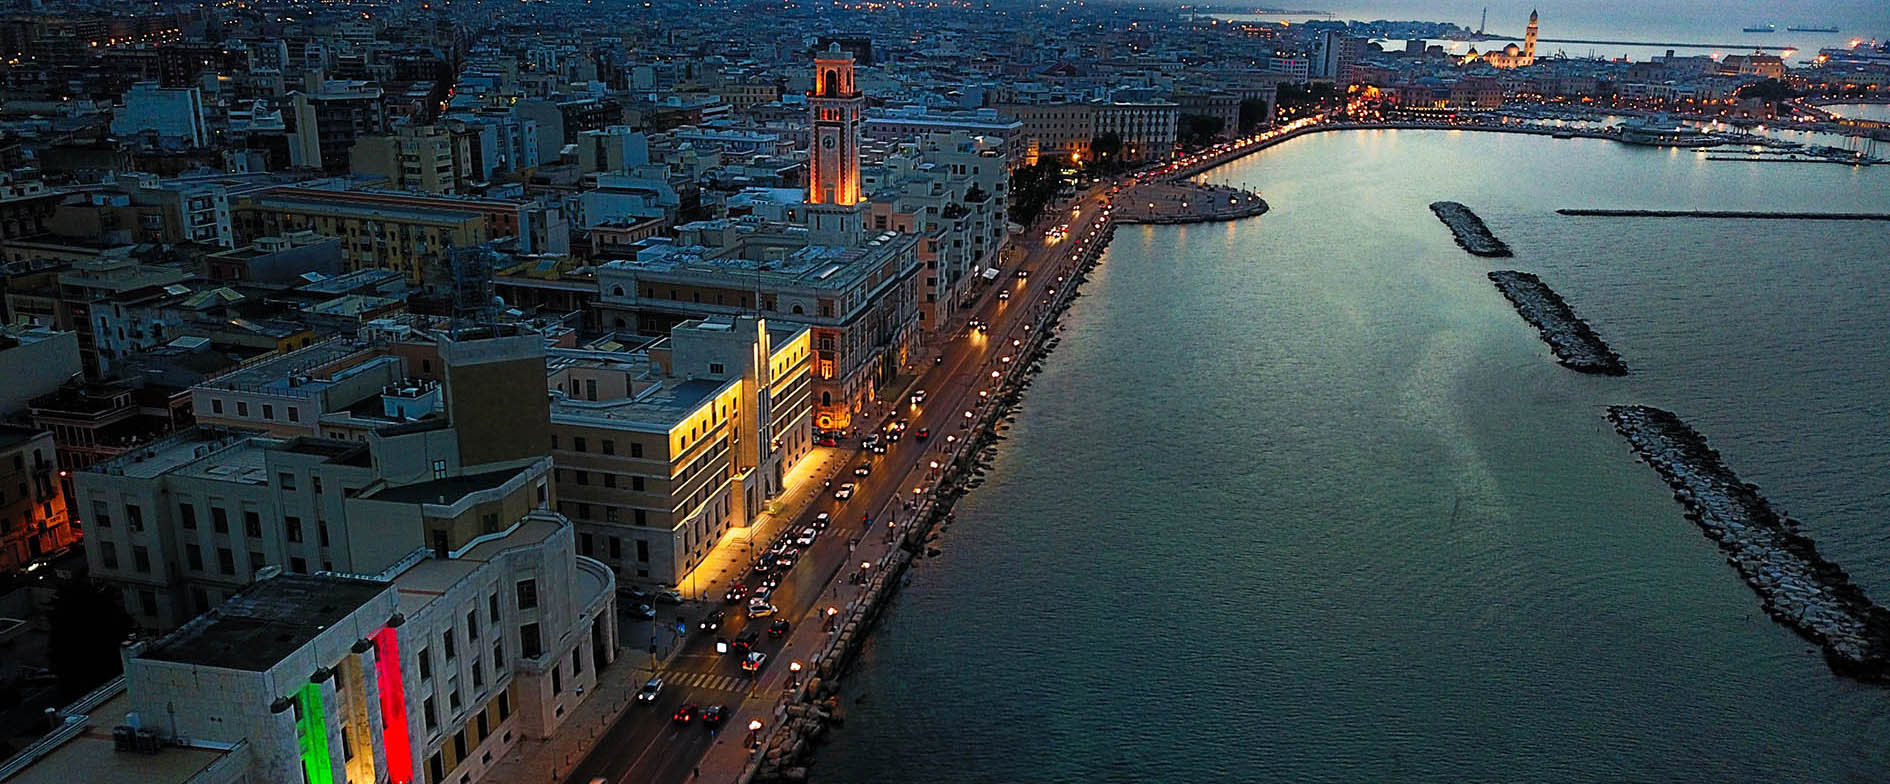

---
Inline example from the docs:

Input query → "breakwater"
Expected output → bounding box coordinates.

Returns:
[1607,406,1890,682]
[1115,182,1268,224]
[1430,201,1513,257]
[1559,208,1890,220]
[1486,271,1626,375]
[742,218,1121,784]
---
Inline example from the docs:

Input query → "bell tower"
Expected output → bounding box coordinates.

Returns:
[1523,10,1538,65]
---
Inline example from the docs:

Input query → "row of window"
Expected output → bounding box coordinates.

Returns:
[206,397,301,423]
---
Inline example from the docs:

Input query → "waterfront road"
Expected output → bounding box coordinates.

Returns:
[566,186,1121,784]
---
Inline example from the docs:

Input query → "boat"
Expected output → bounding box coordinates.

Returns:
[1743,24,1776,33]
[1786,26,1840,33]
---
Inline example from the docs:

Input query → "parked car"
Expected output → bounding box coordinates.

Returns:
[655,589,684,605]
[636,677,664,702]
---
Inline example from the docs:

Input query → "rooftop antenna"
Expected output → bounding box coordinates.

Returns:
[1479,8,1487,35]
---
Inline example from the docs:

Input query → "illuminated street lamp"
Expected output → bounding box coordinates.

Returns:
[789,660,803,688]
[747,719,764,748]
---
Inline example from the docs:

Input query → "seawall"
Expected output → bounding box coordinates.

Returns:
[1560,209,1890,220]
[1431,201,1513,257]
[1487,271,1626,375]
[1608,406,1890,683]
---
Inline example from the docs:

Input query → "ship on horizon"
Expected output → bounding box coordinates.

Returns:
[1786,25,1840,33]
[1743,24,1776,33]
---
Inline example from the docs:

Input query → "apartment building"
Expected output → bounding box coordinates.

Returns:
[0,425,74,571]
[232,191,488,284]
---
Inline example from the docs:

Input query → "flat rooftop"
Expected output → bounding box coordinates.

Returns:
[194,339,391,397]
[138,574,390,672]
[92,428,253,481]
[245,193,484,225]
[551,375,734,429]
[366,466,523,505]
[8,694,231,784]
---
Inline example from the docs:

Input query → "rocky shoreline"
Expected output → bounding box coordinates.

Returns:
[1430,201,1513,257]
[1486,271,1627,375]
[1608,405,1890,683]
[743,219,1120,784]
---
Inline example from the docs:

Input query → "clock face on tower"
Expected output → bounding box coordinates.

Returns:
[821,136,836,149]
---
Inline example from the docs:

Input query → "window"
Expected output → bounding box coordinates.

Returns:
[516,579,538,610]
[132,545,150,573]
[603,474,616,489]
[428,753,444,782]
[574,470,588,486]
[243,510,261,538]
[432,459,446,480]
[634,509,647,526]
[217,547,234,574]
[472,657,484,688]
[498,691,511,721]
[138,590,157,617]
[186,545,203,571]
[551,663,562,695]
[632,476,645,492]
[453,730,467,759]
[637,539,650,562]
[262,404,273,420]
[467,611,480,641]
[126,504,143,532]
[601,439,614,455]
[278,472,295,490]
[493,640,505,670]
[488,592,500,623]
[609,537,622,560]
[248,551,263,571]
[290,556,307,573]
[709,362,725,375]
[211,398,224,414]
[179,503,197,530]
[630,442,643,458]
[286,516,303,542]
[423,697,438,731]
[236,401,248,417]
[100,542,118,569]
[91,501,110,529]
[572,647,584,676]
[520,623,542,658]
[444,631,456,660]
[319,522,330,547]
[312,476,322,494]
[212,507,228,533]
[419,647,432,679]
[287,407,299,422]
[448,683,461,711]
[573,437,586,452]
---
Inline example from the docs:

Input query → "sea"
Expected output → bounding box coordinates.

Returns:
[817,129,1890,782]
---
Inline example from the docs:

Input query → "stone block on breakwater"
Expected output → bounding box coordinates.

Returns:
[1607,405,1890,682]
[1430,201,1512,257]
[1487,271,1626,375]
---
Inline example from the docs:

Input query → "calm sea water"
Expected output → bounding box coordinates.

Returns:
[818,130,1890,783]
[1825,103,1890,122]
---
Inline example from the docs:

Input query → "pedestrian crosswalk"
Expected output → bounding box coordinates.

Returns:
[664,670,750,694]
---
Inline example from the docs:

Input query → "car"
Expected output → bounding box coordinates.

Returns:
[699,610,726,632]
[701,705,728,727]
[636,677,664,702]
[894,418,910,431]
[756,573,781,590]
[997,290,1011,300]
[915,427,929,440]
[742,651,769,671]
[861,433,880,448]
[976,323,989,333]
[854,463,872,477]
[724,583,748,604]
[968,318,981,330]
[1017,269,1029,279]
[672,704,698,724]
[655,589,684,605]
[910,389,927,404]
[870,442,887,454]
[775,552,798,570]
[768,619,791,638]
[886,429,902,443]
[834,483,855,500]
[747,601,778,619]
[752,586,773,603]
[795,527,817,547]
[733,629,760,653]
[629,603,655,620]
[813,512,831,529]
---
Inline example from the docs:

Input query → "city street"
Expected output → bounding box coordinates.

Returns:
[565,185,1119,784]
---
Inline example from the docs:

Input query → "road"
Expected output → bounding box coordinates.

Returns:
[567,185,1119,784]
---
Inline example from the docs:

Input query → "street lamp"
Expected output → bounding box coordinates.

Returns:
[747,719,764,748]
[789,660,803,688]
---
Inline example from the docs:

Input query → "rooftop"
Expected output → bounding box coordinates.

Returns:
[137,574,391,672]
[193,338,390,397]
[5,694,232,784]
[365,466,525,506]
[244,193,485,225]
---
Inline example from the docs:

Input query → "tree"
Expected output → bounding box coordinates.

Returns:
[47,579,133,697]
[1275,83,1340,121]
[1238,98,1271,135]
[1007,159,1071,225]
[1088,132,1123,163]
[1737,79,1796,102]
[1177,113,1226,150]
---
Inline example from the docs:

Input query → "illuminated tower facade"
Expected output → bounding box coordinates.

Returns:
[1523,10,1538,64]
[808,43,863,207]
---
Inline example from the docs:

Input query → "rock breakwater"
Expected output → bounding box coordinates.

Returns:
[1559,208,1890,220]
[1487,271,1626,375]
[1430,201,1512,257]
[1608,405,1890,682]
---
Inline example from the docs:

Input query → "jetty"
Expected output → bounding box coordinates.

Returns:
[1608,406,1890,682]
[1487,271,1626,374]
[1559,209,1890,220]
[1430,201,1513,257]
[1114,181,1268,224]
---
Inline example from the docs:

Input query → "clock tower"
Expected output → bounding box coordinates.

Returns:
[807,43,865,245]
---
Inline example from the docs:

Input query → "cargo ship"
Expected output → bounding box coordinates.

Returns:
[1786,26,1840,33]
[1742,24,1775,33]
